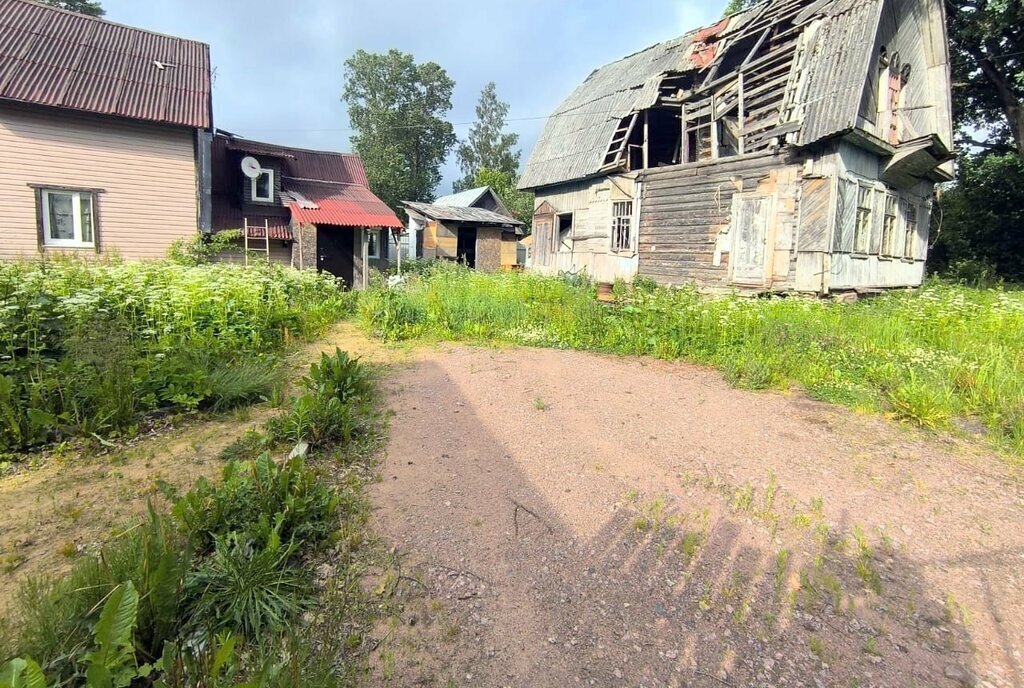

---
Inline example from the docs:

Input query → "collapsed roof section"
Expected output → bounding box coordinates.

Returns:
[519,0,884,190]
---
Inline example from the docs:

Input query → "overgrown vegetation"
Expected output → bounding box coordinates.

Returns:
[0,258,355,453]
[361,264,1024,456]
[1,348,382,687]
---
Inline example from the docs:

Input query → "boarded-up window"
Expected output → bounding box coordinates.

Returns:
[732,195,772,284]
[853,183,873,254]
[611,201,633,253]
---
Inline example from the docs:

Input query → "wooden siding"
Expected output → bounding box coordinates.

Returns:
[0,102,199,260]
[500,233,518,267]
[637,152,801,289]
[530,175,639,282]
[858,0,953,160]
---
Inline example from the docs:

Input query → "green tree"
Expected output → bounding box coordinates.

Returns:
[454,82,520,192]
[723,0,756,16]
[471,168,534,228]
[932,153,1024,281]
[342,49,457,212]
[947,0,1024,154]
[38,0,105,16]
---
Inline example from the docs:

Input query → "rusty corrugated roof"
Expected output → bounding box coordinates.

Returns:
[0,0,211,128]
[286,180,403,229]
[220,135,370,186]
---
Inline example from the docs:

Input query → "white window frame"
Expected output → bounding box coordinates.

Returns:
[367,229,381,259]
[610,201,634,254]
[41,189,95,248]
[251,168,274,203]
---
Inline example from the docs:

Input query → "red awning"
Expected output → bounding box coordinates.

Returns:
[285,180,403,229]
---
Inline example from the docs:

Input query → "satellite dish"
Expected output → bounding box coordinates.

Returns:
[241,156,261,179]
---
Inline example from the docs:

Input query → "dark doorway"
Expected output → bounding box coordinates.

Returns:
[456,227,477,268]
[317,227,356,288]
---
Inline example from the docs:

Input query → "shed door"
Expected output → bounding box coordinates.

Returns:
[731,195,773,286]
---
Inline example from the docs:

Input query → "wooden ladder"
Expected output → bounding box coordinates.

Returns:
[601,113,639,169]
[243,218,270,266]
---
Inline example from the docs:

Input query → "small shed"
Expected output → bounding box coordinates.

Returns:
[402,186,524,272]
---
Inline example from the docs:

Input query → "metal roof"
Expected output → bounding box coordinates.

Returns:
[286,180,403,229]
[434,186,490,208]
[518,31,702,190]
[403,202,525,232]
[519,0,884,190]
[219,134,370,186]
[0,0,211,128]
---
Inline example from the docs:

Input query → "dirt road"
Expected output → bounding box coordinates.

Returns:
[368,343,1024,688]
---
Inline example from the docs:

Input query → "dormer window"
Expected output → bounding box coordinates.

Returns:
[252,168,274,203]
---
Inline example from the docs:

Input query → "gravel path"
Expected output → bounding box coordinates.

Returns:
[367,343,1024,688]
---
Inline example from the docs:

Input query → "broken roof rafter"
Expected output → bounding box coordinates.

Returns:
[520,0,883,190]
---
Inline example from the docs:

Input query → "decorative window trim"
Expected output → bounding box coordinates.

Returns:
[610,200,634,254]
[852,182,874,255]
[32,187,99,249]
[879,192,899,258]
[251,168,274,203]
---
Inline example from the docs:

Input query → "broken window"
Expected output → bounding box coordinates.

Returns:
[853,183,874,254]
[880,194,898,256]
[556,212,574,252]
[684,116,714,163]
[611,201,633,253]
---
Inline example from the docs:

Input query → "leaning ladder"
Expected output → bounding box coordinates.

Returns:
[243,218,270,265]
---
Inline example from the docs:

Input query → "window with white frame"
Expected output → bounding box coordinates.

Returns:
[880,194,898,257]
[901,199,918,259]
[40,189,96,247]
[853,183,873,254]
[251,168,274,203]
[367,229,381,259]
[611,201,633,253]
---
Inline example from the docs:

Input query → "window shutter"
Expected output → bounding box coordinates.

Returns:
[868,188,884,255]
[34,188,45,250]
[833,178,857,253]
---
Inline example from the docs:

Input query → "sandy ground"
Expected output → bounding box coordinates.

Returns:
[368,343,1024,688]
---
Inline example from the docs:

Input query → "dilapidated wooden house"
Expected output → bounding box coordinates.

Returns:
[519,0,954,293]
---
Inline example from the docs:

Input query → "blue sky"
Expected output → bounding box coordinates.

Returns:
[102,0,724,193]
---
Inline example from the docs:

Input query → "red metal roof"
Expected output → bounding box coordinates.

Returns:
[0,0,211,128]
[286,180,403,229]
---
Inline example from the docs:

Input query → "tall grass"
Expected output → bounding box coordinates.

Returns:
[0,258,356,451]
[361,264,1024,456]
